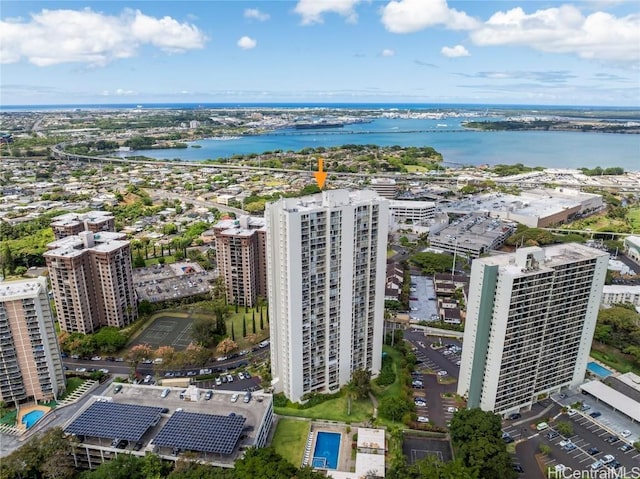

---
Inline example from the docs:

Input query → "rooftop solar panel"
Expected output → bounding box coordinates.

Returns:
[65,402,164,442]
[153,411,246,455]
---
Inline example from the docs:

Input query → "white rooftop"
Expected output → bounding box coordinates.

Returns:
[580,380,640,422]
[356,427,385,450]
[356,453,386,477]
[616,372,640,394]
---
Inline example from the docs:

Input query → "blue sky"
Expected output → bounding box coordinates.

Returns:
[1,1,639,106]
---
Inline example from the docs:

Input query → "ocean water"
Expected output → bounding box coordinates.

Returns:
[122,117,640,170]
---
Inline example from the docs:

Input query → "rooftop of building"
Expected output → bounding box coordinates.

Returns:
[478,243,609,275]
[0,276,47,300]
[389,199,436,208]
[50,210,114,226]
[274,189,384,213]
[44,231,129,257]
[444,188,598,219]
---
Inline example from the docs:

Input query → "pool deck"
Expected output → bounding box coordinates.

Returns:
[308,422,355,473]
[16,405,51,433]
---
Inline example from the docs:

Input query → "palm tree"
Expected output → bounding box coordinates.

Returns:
[345,381,359,416]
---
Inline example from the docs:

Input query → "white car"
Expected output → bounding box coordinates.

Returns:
[601,455,615,465]
[559,439,572,447]
[437,371,448,377]
[231,393,239,403]
[91,356,102,361]
[417,416,429,423]
[567,408,578,416]
[99,368,109,374]
[555,464,567,473]
[620,430,631,438]
[226,374,234,383]
[215,377,222,386]
[447,407,458,413]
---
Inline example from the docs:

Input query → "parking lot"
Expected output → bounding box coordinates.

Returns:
[409,276,439,322]
[133,263,215,303]
[508,404,640,477]
[405,330,462,428]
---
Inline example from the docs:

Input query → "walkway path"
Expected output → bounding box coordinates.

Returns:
[57,380,98,407]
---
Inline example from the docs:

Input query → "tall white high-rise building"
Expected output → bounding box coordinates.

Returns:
[0,277,66,405]
[266,189,389,403]
[457,244,608,415]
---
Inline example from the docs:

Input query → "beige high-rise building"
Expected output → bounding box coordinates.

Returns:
[0,277,66,405]
[45,231,137,334]
[213,216,267,307]
[50,211,115,240]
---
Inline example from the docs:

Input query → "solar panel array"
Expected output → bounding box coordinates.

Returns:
[153,411,246,455]
[65,402,164,441]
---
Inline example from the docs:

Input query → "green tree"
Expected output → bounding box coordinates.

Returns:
[555,421,574,437]
[234,447,326,479]
[93,327,127,353]
[1,242,15,276]
[191,316,220,348]
[231,322,236,341]
[252,311,256,334]
[344,381,359,416]
[243,315,247,337]
[449,408,517,479]
[378,396,411,422]
[351,369,372,399]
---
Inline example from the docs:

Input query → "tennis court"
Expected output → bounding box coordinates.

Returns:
[130,313,195,350]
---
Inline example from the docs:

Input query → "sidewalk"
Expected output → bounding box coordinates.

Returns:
[57,380,98,407]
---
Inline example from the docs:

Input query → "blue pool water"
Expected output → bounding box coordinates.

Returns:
[587,362,613,378]
[312,432,341,470]
[22,410,45,429]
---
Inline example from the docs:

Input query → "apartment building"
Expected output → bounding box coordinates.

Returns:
[457,244,608,416]
[50,211,115,240]
[213,216,267,307]
[0,277,65,405]
[45,231,137,334]
[265,189,388,403]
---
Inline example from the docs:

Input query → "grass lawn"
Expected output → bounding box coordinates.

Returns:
[371,346,404,401]
[591,345,640,375]
[404,165,430,173]
[271,418,310,467]
[275,395,373,423]
[182,301,269,351]
[0,408,17,426]
[60,377,85,400]
[144,255,177,266]
[628,206,640,231]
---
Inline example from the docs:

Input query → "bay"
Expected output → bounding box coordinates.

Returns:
[122,117,640,170]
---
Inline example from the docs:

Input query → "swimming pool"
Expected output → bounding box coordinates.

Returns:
[312,432,341,470]
[22,410,45,429]
[587,361,613,378]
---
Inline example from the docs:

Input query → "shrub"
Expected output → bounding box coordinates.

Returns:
[375,355,395,386]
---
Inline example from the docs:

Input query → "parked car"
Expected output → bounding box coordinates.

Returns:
[619,443,633,452]
[509,413,522,420]
[113,384,122,393]
[580,403,591,411]
[564,443,577,451]
[590,411,602,418]
[587,447,600,456]
[512,464,524,473]
[91,356,102,361]
[99,368,109,374]
[231,393,239,403]
[546,431,559,439]
[133,441,144,451]
[559,439,572,447]
[204,390,213,400]
[417,416,429,423]
[620,430,631,438]
[605,435,619,444]
[75,367,87,372]
[160,388,170,398]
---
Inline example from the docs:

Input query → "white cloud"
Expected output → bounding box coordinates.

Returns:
[0,8,207,66]
[470,5,640,65]
[381,49,395,57]
[441,45,470,58]
[244,8,270,21]
[237,36,257,50]
[381,0,479,33]
[294,0,362,25]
